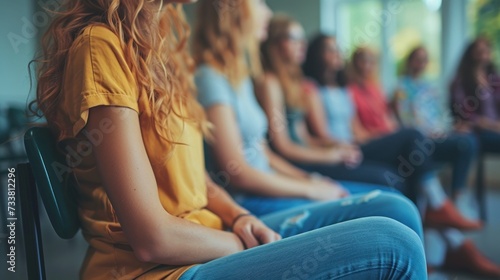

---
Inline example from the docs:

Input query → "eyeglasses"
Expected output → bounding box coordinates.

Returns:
[284,33,305,42]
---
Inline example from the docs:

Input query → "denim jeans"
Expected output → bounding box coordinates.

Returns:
[477,129,500,153]
[432,132,478,194]
[292,160,405,191]
[234,181,399,217]
[293,129,437,202]
[179,192,426,280]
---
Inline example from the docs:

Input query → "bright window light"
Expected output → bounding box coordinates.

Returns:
[423,0,442,12]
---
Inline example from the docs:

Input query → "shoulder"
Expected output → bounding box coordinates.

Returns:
[70,25,122,57]
[347,83,359,94]
[195,64,232,88]
[196,64,220,77]
[195,64,235,107]
[261,72,283,93]
[257,72,283,103]
[59,25,138,140]
[261,72,280,88]
[302,78,319,95]
[195,64,226,80]
[67,25,133,84]
[86,24,120,43]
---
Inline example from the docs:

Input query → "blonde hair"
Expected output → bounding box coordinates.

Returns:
[192,0,262,87]
[347,46,378,85]
[31,0,206,143]
[261,14,304,110]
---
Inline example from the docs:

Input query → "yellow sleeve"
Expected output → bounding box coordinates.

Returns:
[60,25,139,139]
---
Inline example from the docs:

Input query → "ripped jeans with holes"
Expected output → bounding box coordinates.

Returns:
[180,192,426,280]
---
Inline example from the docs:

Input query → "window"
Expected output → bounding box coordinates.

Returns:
[324,0,444,92]
[392,0,441,81]
[335,0,383,57]
[468,0,500,63]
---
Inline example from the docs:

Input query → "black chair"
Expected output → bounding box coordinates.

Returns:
[18,127,79,280]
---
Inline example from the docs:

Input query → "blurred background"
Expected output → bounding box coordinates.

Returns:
[1,0,500,279]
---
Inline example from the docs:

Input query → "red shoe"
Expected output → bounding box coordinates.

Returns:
[444,240,500,279]
[426,264,435,275]
[425,200,483,231]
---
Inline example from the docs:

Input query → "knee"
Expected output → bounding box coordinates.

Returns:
[398,128,429,153]
[368,217,424,253]
[368,192,423,239]
[366,217,427,279]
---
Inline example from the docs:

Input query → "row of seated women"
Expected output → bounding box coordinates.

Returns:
[31,0,500,279]
[197,11,500,278]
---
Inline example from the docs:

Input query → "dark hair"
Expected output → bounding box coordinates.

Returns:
[452,37,497,98]
[404,46,426,75]
[302,33,347,87]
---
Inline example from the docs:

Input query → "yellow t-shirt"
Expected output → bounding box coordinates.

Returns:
[54,24,222,280]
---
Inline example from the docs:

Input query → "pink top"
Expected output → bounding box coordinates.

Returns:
[349,82,394,136]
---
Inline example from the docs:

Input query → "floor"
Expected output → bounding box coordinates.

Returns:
[0,189,499,280]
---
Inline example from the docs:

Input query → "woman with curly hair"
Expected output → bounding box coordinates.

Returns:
[32,0,425,279]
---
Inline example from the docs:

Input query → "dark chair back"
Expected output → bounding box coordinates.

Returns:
[18,126,79,280]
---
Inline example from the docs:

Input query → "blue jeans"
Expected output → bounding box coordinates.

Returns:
[179,192,426,280]
[234,181,399,217]
[477,129,500,153]
[432,132,478,194]
[293,129,437,202]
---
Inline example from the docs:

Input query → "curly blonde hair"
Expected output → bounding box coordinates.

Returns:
[192,0,262,87]
[31,0,206,142]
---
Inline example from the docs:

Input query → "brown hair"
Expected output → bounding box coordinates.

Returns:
[31,0,206,144]
[261,14,305,110]
[347,46,378,85]
[404,45,426,75]
[452,37,497,98]
[192,0,262,87]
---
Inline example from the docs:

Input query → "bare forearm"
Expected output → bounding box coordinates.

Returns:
[274,140,337,164]
[307,136,338,148]
[267,149,309,179]
[308,120,332,141]
[143,215,243,265]
[205,178,248,228]
[476,117,500,132]
[230,165,311,198]
[295,122,336,148]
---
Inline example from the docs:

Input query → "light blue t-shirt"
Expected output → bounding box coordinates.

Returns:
[320,86,355,142]
[195,64,272,173]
